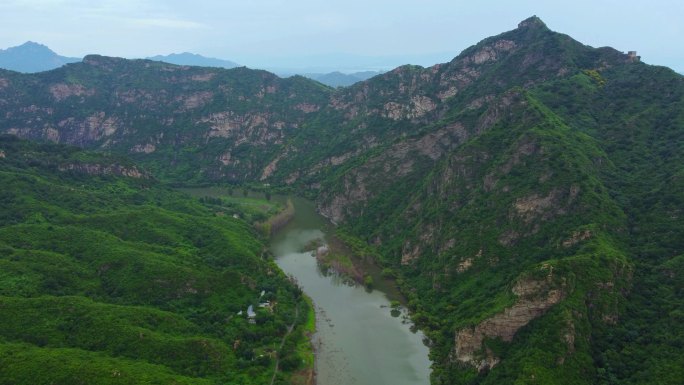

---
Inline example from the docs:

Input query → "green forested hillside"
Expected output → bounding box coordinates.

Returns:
[0,57,332,183]
[1,16,683,385]
[532,62,684,384]
[0,136,312,384]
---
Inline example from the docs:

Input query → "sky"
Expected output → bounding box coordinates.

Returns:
[1,0,682,73]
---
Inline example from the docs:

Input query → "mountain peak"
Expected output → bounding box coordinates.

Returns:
[517,15,548,30]
[146,52,239,69]
[18,41,48,48]
[0,41,80,73]
[2,41,54,55]
[82,54,129,67]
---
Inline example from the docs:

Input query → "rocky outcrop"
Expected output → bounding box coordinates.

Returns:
[319,175,369,224]
[199,111,287,146]
[58,163,149,179]
[295,103,320,113]
[401,241,421,265]
[518,15,547,30]
[131,143,156,154]
[457,257,474,273]
[49,83,95,101]
[454,265,565,371]
[260,152,287,180]
[562,229,593,247]
[177,91,214,110]
[463,40,517,66]
[513,185,580,224]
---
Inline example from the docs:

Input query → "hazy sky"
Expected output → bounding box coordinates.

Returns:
[1,0,682,72]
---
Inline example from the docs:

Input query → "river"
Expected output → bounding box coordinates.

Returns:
[270,197,431,385]
[176,188,431,384]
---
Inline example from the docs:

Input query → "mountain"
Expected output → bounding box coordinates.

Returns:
[0,135,312,384]
[303,70,384,87]
[0,41,80,73]
[146,52,239,69]
[1,16,684,384]
[250,51,455,75]
[0,55,332,183]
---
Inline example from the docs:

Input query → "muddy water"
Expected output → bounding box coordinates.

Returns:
[270,197,431,385]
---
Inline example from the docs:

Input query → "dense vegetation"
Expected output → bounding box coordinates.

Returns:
[0,136,313,384]
[1,15,683,385]
[532,63,684,384]
[0,56,332,183]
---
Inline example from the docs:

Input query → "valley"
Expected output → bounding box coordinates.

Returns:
[271,196,431,385]
[1,15,683,385]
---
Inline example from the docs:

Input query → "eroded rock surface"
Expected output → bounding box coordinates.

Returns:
[454,266,565,371]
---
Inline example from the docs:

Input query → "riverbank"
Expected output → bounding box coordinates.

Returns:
[270,197,431,385]
[174,187,318,383]
[257,198,295,236]
[290,294,316,385]
[175,189,430,384]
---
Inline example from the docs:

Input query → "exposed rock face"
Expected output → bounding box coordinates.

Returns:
[463,40,517,66]
[457,257,474,273]
[200,111,287,146]
[401,241,421,265]
[316,245,329,258]
[513,185,579,223]
[518,16,547,30]
[58,163,148,179]
[190,73,215,82]
[260,152,286,180]
[131,143,156,154]
[562,229,593,247]
[49,83,95,101]
[454,266,565,371]
[514,190,562,221]
[177,91,213,110]
[295,103,320,113]
[0,14,629,191]
[319,175,369,224]
[218,152,233,166]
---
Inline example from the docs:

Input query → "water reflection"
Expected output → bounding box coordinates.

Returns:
[271,198,431,385]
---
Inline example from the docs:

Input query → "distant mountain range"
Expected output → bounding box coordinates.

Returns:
[0,42,378,86]
[302,70,384,87]
[145,52,240,69]
[2,16,684,384]
[0,41,80,73]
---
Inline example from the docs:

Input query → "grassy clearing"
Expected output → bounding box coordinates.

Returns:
[176,187,282,225]
[256,198,295,236]
[319,252,354,270]
[302,295,316,334]
[296,295,316,375]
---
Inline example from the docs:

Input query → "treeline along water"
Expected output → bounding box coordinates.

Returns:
[270,197,431,385]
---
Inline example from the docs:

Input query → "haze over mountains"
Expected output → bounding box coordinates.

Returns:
[146,52,240,69]
[0,41,80,73]
[0,41,385,87]
[1,15,684,385]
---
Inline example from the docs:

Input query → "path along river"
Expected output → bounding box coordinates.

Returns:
[270,197,431,385]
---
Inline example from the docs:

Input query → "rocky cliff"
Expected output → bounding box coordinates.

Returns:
[454,266,565,371]
[1,16,683,385]
[0,58,331,182]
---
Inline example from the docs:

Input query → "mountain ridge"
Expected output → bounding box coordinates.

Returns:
[1,16,683,384]
[146,52,240,69]
[0,135,313,384]
[0,41,81,73]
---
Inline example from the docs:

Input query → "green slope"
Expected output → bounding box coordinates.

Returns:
[0,136,312,384]
[1,16,683,385]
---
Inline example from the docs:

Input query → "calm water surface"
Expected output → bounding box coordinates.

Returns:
[271,197,431,385]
